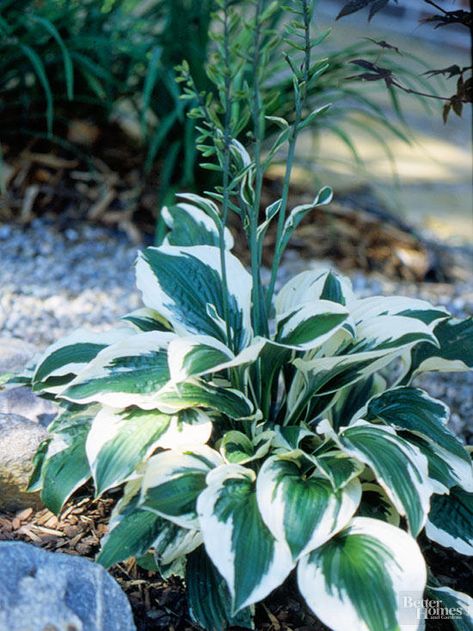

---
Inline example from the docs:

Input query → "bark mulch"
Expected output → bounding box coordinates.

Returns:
[0,495,325,631]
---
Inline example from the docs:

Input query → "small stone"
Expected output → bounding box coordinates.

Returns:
[0,338,38,374]
[0,387,57,426]
[0,542,136,631]
[0,413,47,512]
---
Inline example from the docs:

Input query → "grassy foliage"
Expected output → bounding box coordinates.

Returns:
[1,0,436,206]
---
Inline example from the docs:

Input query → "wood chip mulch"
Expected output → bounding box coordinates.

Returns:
[0,495,326,631]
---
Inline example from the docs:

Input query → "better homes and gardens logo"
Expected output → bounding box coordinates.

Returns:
[399,593,470,624]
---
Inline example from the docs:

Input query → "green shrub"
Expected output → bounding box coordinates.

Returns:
[23,2,473,629]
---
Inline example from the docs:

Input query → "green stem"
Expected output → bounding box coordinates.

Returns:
[265,0,312,312]
[249,0,266,338]
[218,0,234,350]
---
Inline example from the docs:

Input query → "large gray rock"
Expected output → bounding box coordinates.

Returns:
[0,542,136,631]
[0,338,38,374]
[0,413,47,512]
[0,387,56,427]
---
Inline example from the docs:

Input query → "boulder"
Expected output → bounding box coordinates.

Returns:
[0,386,56,427]
[0,541,136,631]
[0,413,47,512]
[0,338,38,374]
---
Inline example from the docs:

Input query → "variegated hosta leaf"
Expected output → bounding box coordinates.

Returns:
[154,379,255,419]
[97,482,166,568]
[275,300,349,351]
[400,316,473,384]
[367,387,473,492]
[167,335,266,384]
[122,308,172,332]
[290,318,436,417]
[168,335,233,383]
[256,454,361,560]
[288,352,401,424]
[314,451,365,491]
[426,585,473,631]
[351,315,436,353]
[153,521,202,567]
[60,331,174,407]
[426,487,473,556]
[162,200,234,249]
[329,374,386,431]
[357,483,401,526]
[32,327,135,393]
[85,407,172,495]
[350,295,449,326]
[155,410,213,450]
[30,422,91,514]
[298,517,427,631]
[220,430,274,465]
[140,446,222,529]
[136,244,252,351]
[276,269,354,315]
[197,464,294,612]
[186,546,254,631]
[409,435,470,495]
[272,426,316,452]
[325,420,432,535]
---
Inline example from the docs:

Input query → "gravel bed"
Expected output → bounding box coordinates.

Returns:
[1,218,472,442]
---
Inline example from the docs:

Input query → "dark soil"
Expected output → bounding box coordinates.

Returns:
[0,494,470,631]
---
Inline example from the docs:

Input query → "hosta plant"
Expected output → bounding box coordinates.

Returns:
[23,2,473,630]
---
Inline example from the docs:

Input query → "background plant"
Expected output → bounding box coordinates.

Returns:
[1,0,434,207]
[9,2,473,630]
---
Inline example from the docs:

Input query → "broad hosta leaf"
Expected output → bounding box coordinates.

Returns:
[136,244,252,351]
[256,454,361,560]
[329,375,386,431]
[220,431,274,465]
[155,379,255,419]
[275,300,348,350]
[168,335,232,382]
[351,315,436,353]
[33,328,135,393]
[85,407,172,495]
[290,317,436,415]
[97,485,165,568]
[350,296,449,326]
[38,423,91,514]
[276,269,354,315]
[141,447,222,529]
[122,308,172,332]
[425,585,473,631]
[61,331,174,407]
[408,435,471,494]
[47,403,99,434]
[168,335,266,383]
[162,200,234,249]
[153,520,202,567]
[426,487,473,555]
[314,452,365,491]
[329,420,432,535]
[155,410,213,450]
[298,517,427,631]
[400,317,473,384]
[186,546,254,631]
[367,387,473,492]
[197,464,294,612]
